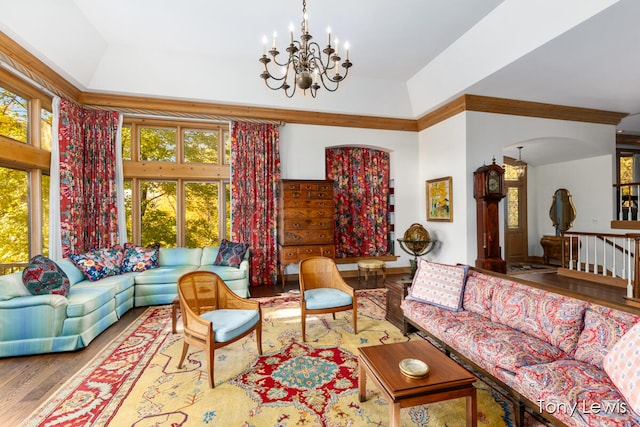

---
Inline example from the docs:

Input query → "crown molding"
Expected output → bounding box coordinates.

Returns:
[464,95,627,126]
[78,92,419,131]
[0,32,81,100]
[1,32,627,133]
[416,94,627,132]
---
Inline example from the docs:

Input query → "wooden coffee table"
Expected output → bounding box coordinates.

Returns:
[358,340,477,427]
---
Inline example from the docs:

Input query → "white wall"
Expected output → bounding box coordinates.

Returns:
[279,124,419,273]
[270,111,616,273]
[529,154,614,256]
[417,113,470,264]
[416,111,616,265]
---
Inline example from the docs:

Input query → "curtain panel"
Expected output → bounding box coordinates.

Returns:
[58,99,121,256]
[325,146,390,257]
[230,122,281,286]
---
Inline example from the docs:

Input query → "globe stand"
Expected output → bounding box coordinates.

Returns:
[397,239,436,279]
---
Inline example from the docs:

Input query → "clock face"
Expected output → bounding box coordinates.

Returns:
[488,170,500,193]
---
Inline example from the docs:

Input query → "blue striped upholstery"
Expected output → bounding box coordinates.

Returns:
[0,245,250,357]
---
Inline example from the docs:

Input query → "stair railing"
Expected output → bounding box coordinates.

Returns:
[564,231,640,299]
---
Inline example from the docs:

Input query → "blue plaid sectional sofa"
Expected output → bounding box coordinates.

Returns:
[401,262,640,427]
[0,246,249,358]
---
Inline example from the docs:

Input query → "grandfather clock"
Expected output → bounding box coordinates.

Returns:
[474,158,507,273]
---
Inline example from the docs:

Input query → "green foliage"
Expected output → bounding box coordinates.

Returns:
[0,88,28,143]
[121,126,132,160]
[141,181,177,247]
[140,127,176,161]
[184,129,218,163]
[185,182,220,247]
[0,168,29,262]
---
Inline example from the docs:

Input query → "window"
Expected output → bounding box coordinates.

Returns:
[42,174,50,257]
[141,180,177,247]
[40,108,52,151]
[616,148,640,220]
[0,167,29,263]
[122,125,132,160]
[0,79,52,269]
[185,181,223,247]
[184,129,218,163]
[0,87,28,143]
[140,127,176,161]
[124,119,230,247]
[507,187,519,229]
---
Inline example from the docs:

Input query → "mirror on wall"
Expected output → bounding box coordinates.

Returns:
[549,188,576,236]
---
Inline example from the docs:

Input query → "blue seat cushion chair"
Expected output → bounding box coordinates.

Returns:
[304,288,353,310]
[200,309,261,342]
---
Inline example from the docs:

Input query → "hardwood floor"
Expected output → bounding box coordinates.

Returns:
[0,270,629,425]
[517,271,628,305]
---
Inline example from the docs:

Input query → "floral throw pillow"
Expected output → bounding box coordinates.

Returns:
[95,245,125,271]
[213,239,249,268]
[121,243,160,273]
[68,249,122,282]
[22,255,70,296]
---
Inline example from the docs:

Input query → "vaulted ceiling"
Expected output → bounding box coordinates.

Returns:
[2,0,640,139]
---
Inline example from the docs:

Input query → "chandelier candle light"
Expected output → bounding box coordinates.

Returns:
[259,0,353,98]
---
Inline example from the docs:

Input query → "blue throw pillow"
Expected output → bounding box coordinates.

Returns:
[214,240,249,268]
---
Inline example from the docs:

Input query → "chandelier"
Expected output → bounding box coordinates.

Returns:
[259,0,352,98]
[514,146,526,178]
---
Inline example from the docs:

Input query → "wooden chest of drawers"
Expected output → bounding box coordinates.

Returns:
[278,179,335,286]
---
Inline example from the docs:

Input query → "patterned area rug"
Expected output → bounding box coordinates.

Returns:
[24,288,518,427]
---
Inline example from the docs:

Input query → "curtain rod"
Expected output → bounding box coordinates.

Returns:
[88,105,285,126]
[0,56,65,100]
[0,54,285,126]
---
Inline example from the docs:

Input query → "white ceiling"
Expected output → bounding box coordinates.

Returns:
[1,0,640,164]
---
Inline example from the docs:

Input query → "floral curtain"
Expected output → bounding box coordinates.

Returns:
[326,146,390,257]
[230,122,281,286]
[58,99,121,256]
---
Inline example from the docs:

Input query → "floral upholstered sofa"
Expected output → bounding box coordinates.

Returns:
[401,260,640,427]
[0,243,250,358]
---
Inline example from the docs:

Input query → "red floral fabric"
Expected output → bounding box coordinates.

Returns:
[58,99,120,256]
[230,122,280,286]
[325,146,390,257]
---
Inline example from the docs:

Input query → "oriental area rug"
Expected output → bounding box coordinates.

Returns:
[24,288,524,427]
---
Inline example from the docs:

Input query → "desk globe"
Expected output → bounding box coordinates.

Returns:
[397,223,436,278]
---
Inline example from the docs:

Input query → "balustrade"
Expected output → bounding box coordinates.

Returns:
[564,231,640,299]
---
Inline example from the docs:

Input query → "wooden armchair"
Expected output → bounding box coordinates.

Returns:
[177,271,262,388]
[299,256,357,341]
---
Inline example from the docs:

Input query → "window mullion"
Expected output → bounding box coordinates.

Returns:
[177,178,185,247]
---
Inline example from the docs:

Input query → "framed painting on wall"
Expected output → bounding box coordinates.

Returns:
[426,176,453,222]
